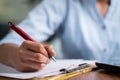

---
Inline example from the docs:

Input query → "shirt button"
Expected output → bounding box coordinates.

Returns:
[103,48,107,52]
[102,26,106,30]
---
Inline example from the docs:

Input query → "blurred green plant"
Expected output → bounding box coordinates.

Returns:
[0,0,42,24]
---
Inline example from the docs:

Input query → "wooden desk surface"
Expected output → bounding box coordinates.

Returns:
[0,70,120,80]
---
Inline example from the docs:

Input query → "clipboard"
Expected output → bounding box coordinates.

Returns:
[0,60,95,79]
[38,63,93,80]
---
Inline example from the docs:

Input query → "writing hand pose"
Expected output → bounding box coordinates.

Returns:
[0,40,56,72]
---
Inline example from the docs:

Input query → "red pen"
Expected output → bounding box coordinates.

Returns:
[8,21,56,62]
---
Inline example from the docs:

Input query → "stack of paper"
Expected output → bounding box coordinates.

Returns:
[0,59,95,79]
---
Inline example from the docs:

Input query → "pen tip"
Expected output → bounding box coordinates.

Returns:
[52,57,56,62]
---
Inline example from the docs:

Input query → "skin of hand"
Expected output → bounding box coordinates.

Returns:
[11,40,56,72]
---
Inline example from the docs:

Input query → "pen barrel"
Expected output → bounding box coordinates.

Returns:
[10,23,35,42]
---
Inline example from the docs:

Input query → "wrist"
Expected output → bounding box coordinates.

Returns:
[0,43,19,68]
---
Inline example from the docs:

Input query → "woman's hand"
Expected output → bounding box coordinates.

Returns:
[12,40,56,72]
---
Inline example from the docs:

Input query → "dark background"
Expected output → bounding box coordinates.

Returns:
[0,0,42,40]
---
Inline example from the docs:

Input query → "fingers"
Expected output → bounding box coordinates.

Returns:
[45,45,56,56]
[16,48,50,72]
[19,49,50,64]
[21,40,48,57]
[14,40,56,72]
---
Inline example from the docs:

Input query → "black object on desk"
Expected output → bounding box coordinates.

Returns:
[96,62,120,73]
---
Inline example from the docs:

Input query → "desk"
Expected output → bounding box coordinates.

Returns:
[0,70,120,80]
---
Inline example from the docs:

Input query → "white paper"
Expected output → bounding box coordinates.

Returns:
[0,59,95,79]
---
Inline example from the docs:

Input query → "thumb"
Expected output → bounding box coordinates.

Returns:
[45,45,56,56]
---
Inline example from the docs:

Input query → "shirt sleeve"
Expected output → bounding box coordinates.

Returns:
[0,0,67,45]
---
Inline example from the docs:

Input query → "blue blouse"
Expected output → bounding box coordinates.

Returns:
[1,0,120,65]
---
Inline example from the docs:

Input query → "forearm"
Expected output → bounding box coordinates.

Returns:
[0,43,19,67]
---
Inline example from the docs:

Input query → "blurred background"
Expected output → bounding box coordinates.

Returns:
[0,0,41,23]
[0,0,63,58]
